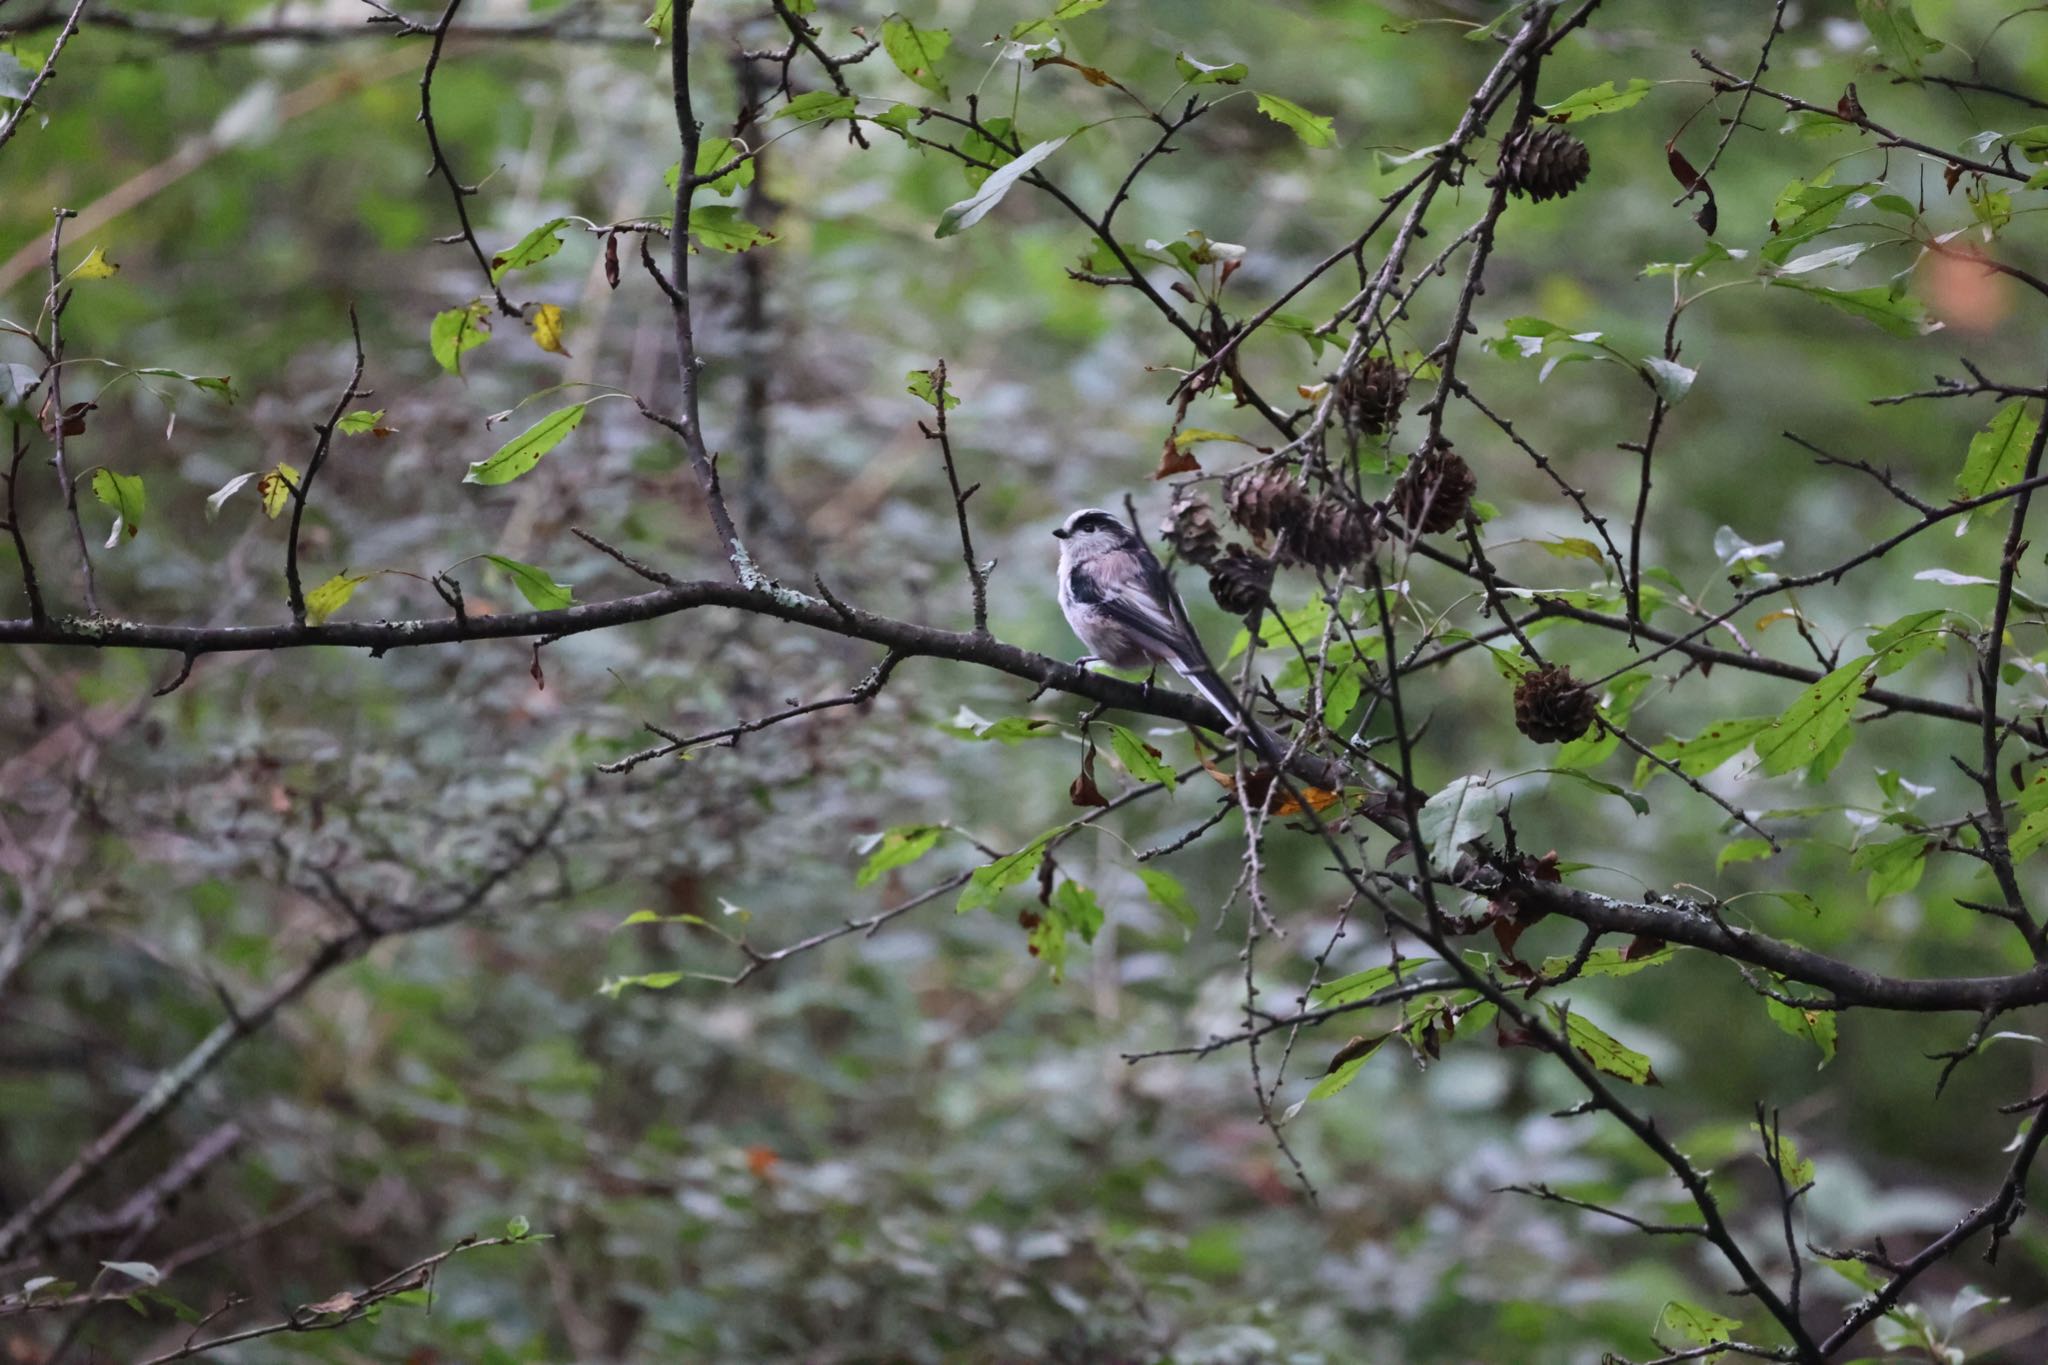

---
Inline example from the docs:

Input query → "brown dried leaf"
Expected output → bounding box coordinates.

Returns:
[1155,436,1201,478]
[1069,744,1110,808]
[1836,83,1866,121]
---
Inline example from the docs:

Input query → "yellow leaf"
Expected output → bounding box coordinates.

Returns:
[305,572,371,625]
[1757,609,1800,631]
[529,303,570,357]
[70,245,119,281]
[257,462,299,519]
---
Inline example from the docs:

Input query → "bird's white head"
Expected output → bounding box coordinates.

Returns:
[1051,507,1134,563]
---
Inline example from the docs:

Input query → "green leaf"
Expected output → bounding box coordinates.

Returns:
[775,91,857,122]
[464,404,585,485]
[1764,179,1872,262]
[871,102,922,135]
[934,136,1067,237]
[1416,775,1498,870]
[1851,835,1930,901]
[1634,716,1774,787]
[881,14,951,98]
[1751,656,1875,777]
[506,1214,531,1239]
[1551,1004,1659,1084]
[1313,958,1440,1007]
[1252,92,1335,148]
[490,217,568,283]
[1322,667,1363,728]
[957,829,1062,913]
[1955,400,2040,503]
[1540,77,1652,123]
[1769,280,1933,338]
[959,117,1015,189]
[1544,768,1648,816]
[1718,837,1775,871]
[482,554,574,611]
[857,825,943,887]
[133,367,238,403]
[90,469,145,544]
[687,205,774,253]
[69,245,118,281]
[1656,1299,1742,1352]
[906,367,959,409]
[430,300,493,375]
[305,571,371,625]
[1764,987,1838,1064]
[597,971,686,998]
[1538,536,1607,566]
[1857,0,1942,80]
[1750,1120,1817,1187]
[1535,944,1678,979]
[1175,52,1247,85]
[258,463,297,519]
[1052,0,1110,16]
[337,409,385,436]
[688,136,757,195]
[1105,724,1176,789]
[1868,608,1952,674]
[1138,866,1199,932]
[1305,1037,1390,1100]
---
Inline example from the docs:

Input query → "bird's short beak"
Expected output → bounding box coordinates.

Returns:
[1051,527,1069,540]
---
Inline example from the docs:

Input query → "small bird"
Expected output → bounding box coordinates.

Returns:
[1053,507,1278,758]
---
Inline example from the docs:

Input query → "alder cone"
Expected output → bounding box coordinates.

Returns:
[1391,447,1477,534]
[1513,664,1599,744]
[1208,545,1274,617]
[1160,491,1224,569]
[1496,123,1591,202]
[1281,496,1377,572]
[1225,467,1311,542]
[1337,355,1407,435]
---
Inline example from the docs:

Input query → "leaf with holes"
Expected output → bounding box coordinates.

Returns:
[881,14,950,97]
[1541,78,1651,123]
[688,206,774,253]
[1751,656,1875,777]
[490,217,568,282]
[1105,724,1175,790]
[1656,1300,1741,1353]
[464,404,585,485]
[1551,1004,1659,1084]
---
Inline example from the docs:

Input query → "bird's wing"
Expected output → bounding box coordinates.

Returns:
[1076,548,1192,662]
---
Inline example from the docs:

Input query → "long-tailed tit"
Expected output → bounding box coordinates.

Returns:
[1053,507,1279,758]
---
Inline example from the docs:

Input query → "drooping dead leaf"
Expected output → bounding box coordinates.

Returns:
[1069,743,1109,808]
[1155,435,1201,478]
[1199,755,1342,815]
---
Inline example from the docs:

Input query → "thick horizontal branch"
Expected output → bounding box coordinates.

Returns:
[0,583,1352,791]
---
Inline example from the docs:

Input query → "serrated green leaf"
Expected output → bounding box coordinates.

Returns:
[1635,716,1773,787]
[1765,986,1838,1064]
[957,829,1062,913]
[490,217,568,283]
[1138,866,1198,932]
[1857,0,1942,80]
[1769,280,1932,337]
[935,136,1067,237]
[775,91,857,122]
[1956,401,2040,503]
[1752,656,1875,777]
[337,409,384,436]
[90,469,145,544]
[305,571,371,625]
[482,554,574,611]
[1253,92,1335,148]
[906,367,959,409]
[1851,834,1930,901]
[857,825,943,887]
[881,14,950,98]
[430,300,492,375]
[1313,957,1441,1007]
[1105,723,1175,789]
[1657,1299,1741,1351]
[1551,1004,1658,1084]
[1541,77,1651,123]
[464,404,585,485]
[688,205,774,253]
[938,706,1058,743]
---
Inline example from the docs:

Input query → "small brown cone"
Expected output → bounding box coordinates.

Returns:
[1494,123,1591,203]
[1391,447,1477,534]
[1160,491,1224,568]
[1225,467,1311,542]
[1513,664,1599,744]
[1208,545,1273,617]
[1337,355,1407,436]
[1281,496,1376,572]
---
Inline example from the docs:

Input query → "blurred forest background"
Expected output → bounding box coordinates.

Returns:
[4,0,2048,1360]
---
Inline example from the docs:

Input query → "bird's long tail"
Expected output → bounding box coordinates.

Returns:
[1169,655,1288,769]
